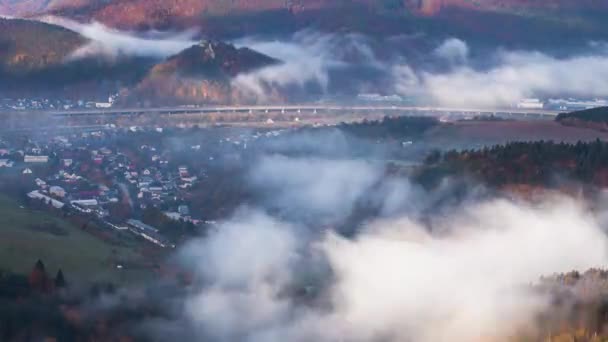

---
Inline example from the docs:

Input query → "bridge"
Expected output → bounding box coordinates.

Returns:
[40,105,561,119]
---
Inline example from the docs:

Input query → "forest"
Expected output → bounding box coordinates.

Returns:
[418,139,608,188]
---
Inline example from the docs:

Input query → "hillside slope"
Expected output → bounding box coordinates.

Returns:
[36,0,608,32]
[126,41,280,106]
[0,17,86,73]
[556,107,608,132]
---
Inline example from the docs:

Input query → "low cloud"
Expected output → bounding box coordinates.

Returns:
[248,155,383,223]
[231,31,608,108]
[232,31,382,102]
[39,16,197,60]
[171,193,608,342]
[394,41,608,108]
[433,37,469,64]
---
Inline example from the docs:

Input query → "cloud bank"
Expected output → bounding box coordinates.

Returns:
[232,31,382,102]
[40,16,197,60]
[231,31,608,108]
[173,194,608,342]
[398,48,608,108]
[145,144,608,342]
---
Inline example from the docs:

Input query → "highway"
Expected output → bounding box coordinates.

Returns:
[38,105,561,119]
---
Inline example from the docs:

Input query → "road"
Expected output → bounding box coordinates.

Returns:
[37,105,560,119]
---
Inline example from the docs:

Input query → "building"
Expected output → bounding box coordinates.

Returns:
[517,98,544,109]
[547,98,608,111]
[127,219,159,234]
[70,199,99,207]
[178,205,190,216]
[95,102,112,109]
[27,191,65,209]
[0,159,14,167]
[24,155,49,163]
[105,221,128,231]
[49,186,66,198]
[126,219,173,248]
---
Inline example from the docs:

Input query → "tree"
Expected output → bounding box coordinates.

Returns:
[28,259,50,293]
[54,269,67,289]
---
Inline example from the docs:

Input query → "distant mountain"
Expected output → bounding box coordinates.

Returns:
[2,1,607,46]
[125,41,280,106]
[26,0,604,49]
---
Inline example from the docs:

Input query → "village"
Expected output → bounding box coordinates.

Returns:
[0,125,288,250]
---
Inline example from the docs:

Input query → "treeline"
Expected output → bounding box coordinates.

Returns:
[420,139,608,187]
[556,107,608,124]
[336,115,438,140]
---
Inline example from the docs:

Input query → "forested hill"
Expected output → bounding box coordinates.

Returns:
[418,140,608,188]
[0,17,86,74]
[556,107,608,131]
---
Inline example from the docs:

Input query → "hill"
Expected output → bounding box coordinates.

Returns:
[0,17,86,74]
[556,107,608,132]
[125,40,280,106]
[0,17,159,101]
[29,0,608,39]
[0,194,147,284]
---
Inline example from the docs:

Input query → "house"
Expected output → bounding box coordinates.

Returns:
[27,191,64,209]
[34,178,47,188]
[178,205,190,216]
[70,199,99,207]
[178,166,189,177]
[127,219,159,234]
[0,159,14,167]
[126,219,173,248]
[517,98,544,109]
[105,221,128,231]
[49,186,66,198]
[24,155,49,163]
[62,159,73,167]
[164,212,182,221]
[181,176,197,183]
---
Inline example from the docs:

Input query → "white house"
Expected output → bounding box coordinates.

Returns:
[0,159,14,168]
[24,155,49,163]
[49,186,66,198]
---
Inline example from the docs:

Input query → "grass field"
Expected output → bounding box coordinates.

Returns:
[0,194,151,285]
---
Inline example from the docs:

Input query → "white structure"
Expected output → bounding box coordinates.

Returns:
[126,219,173,248]
[95,102,112,109]
[548,98,608,111]
[27,191,64,209]
[0,159,14,167]
[517,98,544,109]
[49,186,66,198]
[24,155,49,163]
[70,199,98,207]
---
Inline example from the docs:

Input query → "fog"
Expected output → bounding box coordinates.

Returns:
[232,31,383,102]
[168,167,608,341]
[144,136,608,341]
[408,48,608,108]
[22,17,608,107]
[233,31,608,107]
[39,16,198,60]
